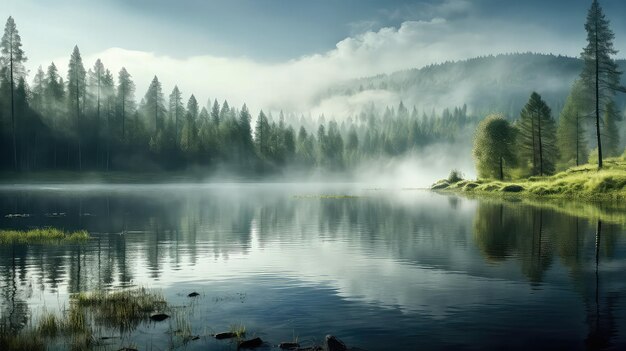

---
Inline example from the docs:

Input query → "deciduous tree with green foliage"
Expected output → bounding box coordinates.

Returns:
[473,114,517,180]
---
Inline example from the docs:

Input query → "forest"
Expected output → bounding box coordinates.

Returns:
[0,16,473,175]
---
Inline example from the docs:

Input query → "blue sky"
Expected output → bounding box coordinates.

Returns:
[7,0,626,63]
[4,0,626,112]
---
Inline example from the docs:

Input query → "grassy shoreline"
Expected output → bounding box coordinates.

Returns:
[432,157,626,201]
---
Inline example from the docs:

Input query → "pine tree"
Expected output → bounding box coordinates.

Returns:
[31,66,45,112]
[238,104,254,163]
[116,67,135,140]
[67,46,86,170]
[168,86,184,142]
[210,99,220,126]
[517,92,558,176]
[89,59,105,131]
[254,110,270,160]
[557,80,589,166]
[581,0,623,168]
[1,16,27,170]
[144,75,166,133]
[473,114,517,180]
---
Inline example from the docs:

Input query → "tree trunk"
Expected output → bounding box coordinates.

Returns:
[499,156,503,180]
[10,40,18,171]
[595,13,603,169]
[537,109,544,176]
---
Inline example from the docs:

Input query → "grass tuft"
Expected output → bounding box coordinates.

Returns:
[0,228,90,244]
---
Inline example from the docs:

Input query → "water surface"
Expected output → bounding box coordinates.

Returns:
[0,184,624,350]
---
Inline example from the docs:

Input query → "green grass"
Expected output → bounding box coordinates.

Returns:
[434,157,626,200]
[0,228,90,244]
[73,288,167,331]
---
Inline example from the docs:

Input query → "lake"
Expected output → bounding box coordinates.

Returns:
[0,183,625,350]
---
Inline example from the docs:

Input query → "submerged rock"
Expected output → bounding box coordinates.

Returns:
[279,341,300,349]
[188,292,200,297]
[325,335,348,351]
[238,337,263,349]
[214,332,237,339]
[149,313,169,321]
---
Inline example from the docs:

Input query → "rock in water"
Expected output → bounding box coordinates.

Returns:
[238,337,263,349]
[326,335,348,351]
[188,292,200,297]
[150,313,169,321]
[278,341,300,349]
[214,332,237,339]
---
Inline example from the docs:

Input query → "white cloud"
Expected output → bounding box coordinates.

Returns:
[34,15,576,116]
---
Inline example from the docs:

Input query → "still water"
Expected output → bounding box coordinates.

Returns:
[0,183,624,350]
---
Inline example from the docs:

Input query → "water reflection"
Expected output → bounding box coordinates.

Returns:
[0,186,624,350]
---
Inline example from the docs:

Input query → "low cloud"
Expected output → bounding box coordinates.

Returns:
[37,14,575,115]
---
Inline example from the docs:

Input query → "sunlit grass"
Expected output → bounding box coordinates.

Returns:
[0,228,90,244]
[436,157,626,200]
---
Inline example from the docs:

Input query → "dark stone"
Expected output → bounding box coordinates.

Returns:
[191,336,200,341]
[238,337,263,349]
[149,313,169,321]
[215,332,237,339]
[188,292,200,297]
[502,184,524,193]
[279,342,300,349]
[118,348,138,351]
[464,182,480,190]
[325,335,348,351]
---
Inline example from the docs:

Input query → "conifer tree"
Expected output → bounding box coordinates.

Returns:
[517,92,558,176]
[117,67,135,140]
[1,16,27,170]
[557,81,589,166]
[581,0,623,168]
[67,46,86,169]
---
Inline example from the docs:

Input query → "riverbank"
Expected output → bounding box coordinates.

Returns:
[432,157,626,200]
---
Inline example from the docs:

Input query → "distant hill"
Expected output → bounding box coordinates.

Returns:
[319,53,626,118]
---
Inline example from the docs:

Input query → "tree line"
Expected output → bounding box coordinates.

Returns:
[473,0,625,180]
[0,16,475,174]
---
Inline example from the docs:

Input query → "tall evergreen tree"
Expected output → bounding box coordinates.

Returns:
[89,59,105,131]
[168,86,184,142]
[210,99,220,126]
[144,75,166,133]
[31,66,45,112]
[67,46,86,170]
[557,80,589,166]
[238,104,254,163]
[581,0,623,168]
[116,67,135,139]
[1,16,27,170]
[517,92,558,176]
[254,110,270,160]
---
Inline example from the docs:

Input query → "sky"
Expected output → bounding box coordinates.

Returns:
[4,0,626,113]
